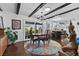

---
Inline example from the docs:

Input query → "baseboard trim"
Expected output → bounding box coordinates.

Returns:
[15,38,31,43]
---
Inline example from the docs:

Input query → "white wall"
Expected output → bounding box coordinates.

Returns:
[0,11,41,42]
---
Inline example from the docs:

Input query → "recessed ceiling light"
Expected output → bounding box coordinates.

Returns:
[45,7,51,12]
[41,12,43,14]
[37,16,40,18]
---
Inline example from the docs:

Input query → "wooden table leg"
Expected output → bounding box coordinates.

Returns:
[77,45,79,56]
[38,39,40,47]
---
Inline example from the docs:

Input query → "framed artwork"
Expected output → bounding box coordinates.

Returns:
[12,19,21,30]
[0,16,4,28]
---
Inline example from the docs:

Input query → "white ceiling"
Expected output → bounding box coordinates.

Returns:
[45,3,79,18]
[0,3,17,13]
[32,3,64,18]
[0,3,79,20]
[19,3,40,16]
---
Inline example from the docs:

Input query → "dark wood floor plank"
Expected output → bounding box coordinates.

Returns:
[3,41,30,56]
[3,40,78,56]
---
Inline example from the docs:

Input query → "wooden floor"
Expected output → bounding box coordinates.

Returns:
[3,41,31,56]
[3,40,78,56]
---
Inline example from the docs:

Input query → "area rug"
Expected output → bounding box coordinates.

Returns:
[24,40,62,56]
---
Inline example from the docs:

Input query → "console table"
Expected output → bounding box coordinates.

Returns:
[0,35,8,56]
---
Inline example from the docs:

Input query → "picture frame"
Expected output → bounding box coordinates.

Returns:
[12,19,21,30]
[0,16,4,29]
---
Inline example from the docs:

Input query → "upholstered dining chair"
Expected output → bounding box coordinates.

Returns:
[39,30,51,46]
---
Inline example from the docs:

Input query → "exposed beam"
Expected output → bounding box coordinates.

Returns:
[45,7,79,20]
[58,7,79,15]
[0,8,3,11]
[28,3,47,17]
[44,3,71,16]
[16,3,21,14]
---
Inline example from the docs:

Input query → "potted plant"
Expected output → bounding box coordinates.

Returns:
[5,27,17,45]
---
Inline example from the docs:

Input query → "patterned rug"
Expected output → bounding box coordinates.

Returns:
[24,40,62,56]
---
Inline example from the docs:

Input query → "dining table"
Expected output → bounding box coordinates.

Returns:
[31,33,48,47]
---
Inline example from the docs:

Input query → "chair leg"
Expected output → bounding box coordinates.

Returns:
[48,40,50,45]
[38,39,40,47]
[43,41,45,46]
[75,50,78,56]
[33,40,34,45]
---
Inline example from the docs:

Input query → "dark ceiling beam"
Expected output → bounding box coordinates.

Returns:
[0,8,3,11]
[58,7,79,15]
[16,3,21,14]
[44,3,71,16]
[28,3,47,17]
[45,7,79,20]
